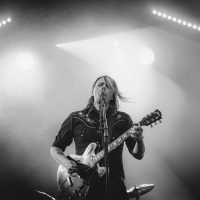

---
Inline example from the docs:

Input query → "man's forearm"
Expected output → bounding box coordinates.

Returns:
[50,146,69,167]
[131,141,145,160]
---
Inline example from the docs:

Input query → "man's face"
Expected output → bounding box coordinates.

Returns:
[93,77,114,105]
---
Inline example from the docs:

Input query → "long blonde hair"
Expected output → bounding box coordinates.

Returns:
[86,75,128,110]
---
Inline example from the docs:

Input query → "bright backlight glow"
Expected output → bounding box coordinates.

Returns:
[17,53,33,71]
[138,47,155,65]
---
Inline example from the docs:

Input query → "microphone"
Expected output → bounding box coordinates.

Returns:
[100,88,106,100]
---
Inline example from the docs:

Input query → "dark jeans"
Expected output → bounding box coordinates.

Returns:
[85,176,129,200]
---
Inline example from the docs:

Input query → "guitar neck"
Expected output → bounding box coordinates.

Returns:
[91,125,137,166]
[89,109,162,166]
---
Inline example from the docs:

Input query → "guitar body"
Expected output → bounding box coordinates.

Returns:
[57,143,106,200]
[57,167,89,200]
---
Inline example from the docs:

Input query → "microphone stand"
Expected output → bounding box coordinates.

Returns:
[99,96,110,200]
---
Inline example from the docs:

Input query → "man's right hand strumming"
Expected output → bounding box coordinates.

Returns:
[65,160,78,176]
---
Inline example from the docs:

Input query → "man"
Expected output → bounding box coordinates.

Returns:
[50,75,145,200]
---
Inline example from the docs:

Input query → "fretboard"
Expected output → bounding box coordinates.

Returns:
[90,126,136,166]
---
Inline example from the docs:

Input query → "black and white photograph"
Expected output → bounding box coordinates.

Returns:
[0,1,200,200]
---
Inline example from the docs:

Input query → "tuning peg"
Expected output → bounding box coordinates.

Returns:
[159,120,162,123]
[154,121,157,125]
[150,124,153,128]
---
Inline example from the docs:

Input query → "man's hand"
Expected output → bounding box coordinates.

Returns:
[65,160,78,176]
[131,125,144,143]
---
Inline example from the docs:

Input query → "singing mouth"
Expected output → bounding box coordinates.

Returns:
[98,91,106,98]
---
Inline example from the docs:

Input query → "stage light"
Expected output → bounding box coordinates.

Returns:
[7,18,11,22]
[193,25,197,29]
[152,9,200,32]
[16,53,33,71]
[198,27,200,31]
[138,47,155,65]
[182,21,187,25]
[172,17,177,22]
[178,19,182,24]
[168,16,172,20]
[153,10,157,15]
[0,18,12,28]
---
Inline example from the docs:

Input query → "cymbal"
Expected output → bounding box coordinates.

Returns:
[28,190,56,200]
[127,183,154,198]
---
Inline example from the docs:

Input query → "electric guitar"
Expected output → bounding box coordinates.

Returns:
[57,109,162,200]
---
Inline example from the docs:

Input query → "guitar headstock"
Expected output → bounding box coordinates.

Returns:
[139,109,162,127]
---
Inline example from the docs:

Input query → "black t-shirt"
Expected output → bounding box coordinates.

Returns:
[52,105,136,179]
